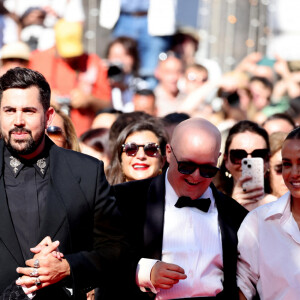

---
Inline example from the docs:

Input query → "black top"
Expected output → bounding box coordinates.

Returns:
[3,146,50,260]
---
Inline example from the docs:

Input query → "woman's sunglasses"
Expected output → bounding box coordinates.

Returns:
[122,142,160,157]
[229,149,270,165]
[170,146,219,178]
[47,126,66,143]
[47,126,63,135]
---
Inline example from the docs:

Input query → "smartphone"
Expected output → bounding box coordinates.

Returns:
[241,157,264,194]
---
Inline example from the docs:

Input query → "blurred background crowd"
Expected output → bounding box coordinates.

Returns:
[0,0,300,209]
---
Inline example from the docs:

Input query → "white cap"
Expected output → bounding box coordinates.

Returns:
[0,41,31,61]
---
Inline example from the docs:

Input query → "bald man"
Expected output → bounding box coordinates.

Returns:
[114,118,248,299]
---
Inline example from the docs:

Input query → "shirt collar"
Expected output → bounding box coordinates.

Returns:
[4,145,49,178]
[33,157,48,177]
[264,192,291,222]
[165,168,215,207]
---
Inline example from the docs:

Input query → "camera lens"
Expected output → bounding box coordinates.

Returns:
[107,64,124,82]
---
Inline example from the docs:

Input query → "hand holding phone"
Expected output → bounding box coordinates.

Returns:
[241,157,264,200]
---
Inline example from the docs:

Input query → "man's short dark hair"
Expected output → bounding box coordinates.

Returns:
[262,113,296,129]
[0,67,51,112]
[135,89,155,97]
[162,112,190,125]
[249,76,273,91]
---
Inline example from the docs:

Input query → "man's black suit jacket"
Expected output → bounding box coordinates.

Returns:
[0,137,127,300]
[113,172,248,299]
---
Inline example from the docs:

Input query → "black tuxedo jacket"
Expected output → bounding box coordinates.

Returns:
[0,138,127,300]
[113,172,248,299]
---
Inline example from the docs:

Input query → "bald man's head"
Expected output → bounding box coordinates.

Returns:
[167,118,221,199]
[171,118,221,153]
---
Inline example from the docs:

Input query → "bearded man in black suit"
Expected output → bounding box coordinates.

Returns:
[0,67,127,300]
[114,118,248,299]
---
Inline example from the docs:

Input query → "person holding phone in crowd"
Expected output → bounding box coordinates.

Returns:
[214,120,277,211]
[237,126,300,299]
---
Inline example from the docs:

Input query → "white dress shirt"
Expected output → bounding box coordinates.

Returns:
[137,171,224,299]
[237,192,300,300]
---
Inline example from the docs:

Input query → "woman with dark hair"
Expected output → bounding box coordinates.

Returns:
[106,36,145,112]
[237,126,300,299]
[106,36,140,76]
[106,119,167,185]
[214,120,276,211]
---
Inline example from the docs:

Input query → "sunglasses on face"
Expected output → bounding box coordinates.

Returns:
[122,142,160,157]
[229,149,269,165]
[170,146,219,178]
[47,126,63,135]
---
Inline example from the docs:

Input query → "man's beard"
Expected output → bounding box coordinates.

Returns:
[3,127,45,156]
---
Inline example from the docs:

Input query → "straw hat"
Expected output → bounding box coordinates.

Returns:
[0,41,31,61]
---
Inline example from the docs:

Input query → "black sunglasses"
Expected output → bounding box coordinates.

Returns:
[229,149,269,165]
[170,146,219,178]
[122,142,160,157]
[47,126,63,135]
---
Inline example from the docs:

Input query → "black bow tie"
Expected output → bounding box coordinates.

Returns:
[175,196,211,212]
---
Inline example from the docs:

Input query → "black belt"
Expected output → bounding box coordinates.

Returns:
[121,11,148,17]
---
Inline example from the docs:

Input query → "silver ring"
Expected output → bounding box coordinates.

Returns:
[35,277,41,287]
[30,268,39,277]
[33,259,40,268]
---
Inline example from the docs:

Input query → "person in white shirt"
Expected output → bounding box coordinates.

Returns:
[114,117,248,299]
[237,126,300,300]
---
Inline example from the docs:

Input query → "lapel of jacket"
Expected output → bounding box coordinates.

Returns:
[143,173,166,260]
[0,140,24,265]
[211,183,238,293]
[38,140,88,252]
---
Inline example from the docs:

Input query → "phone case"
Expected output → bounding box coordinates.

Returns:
[241,157,264,192]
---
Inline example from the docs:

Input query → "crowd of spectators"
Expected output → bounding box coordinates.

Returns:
[1,1,300,299]
[1,1,299,148]
[0,0,299,213]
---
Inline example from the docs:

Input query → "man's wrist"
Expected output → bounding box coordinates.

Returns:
[63,258,71,277]
[136,258,160,294]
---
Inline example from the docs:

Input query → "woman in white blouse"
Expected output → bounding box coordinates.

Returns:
[237,126,300,300]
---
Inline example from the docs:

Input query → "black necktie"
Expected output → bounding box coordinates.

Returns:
[175,196,211,213]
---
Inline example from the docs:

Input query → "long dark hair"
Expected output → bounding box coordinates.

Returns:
[106,119,167,185]
[214,120,271,196]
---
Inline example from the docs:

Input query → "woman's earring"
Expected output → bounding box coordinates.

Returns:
[225,171,232,178]
[158,169,162,175]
